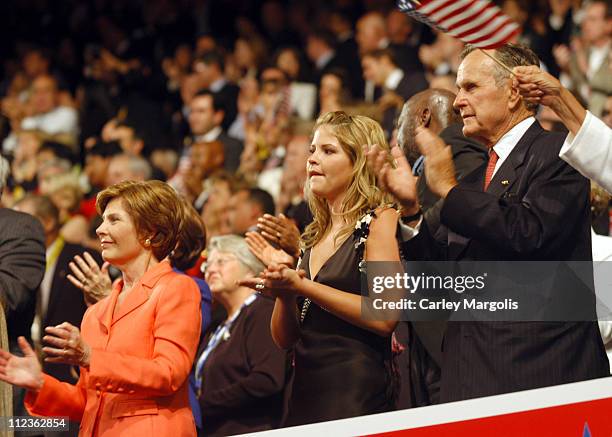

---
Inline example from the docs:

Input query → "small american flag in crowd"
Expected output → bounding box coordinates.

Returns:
[397,0,520,49]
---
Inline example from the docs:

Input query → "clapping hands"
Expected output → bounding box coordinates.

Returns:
[364,144,420,215]
[67,252,112,306]
[42,322,91,368]
[256,213,301,258]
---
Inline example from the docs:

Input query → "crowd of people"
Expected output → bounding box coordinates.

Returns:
[0,0,610,436]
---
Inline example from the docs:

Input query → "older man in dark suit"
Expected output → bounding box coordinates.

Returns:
[368,43,608,403]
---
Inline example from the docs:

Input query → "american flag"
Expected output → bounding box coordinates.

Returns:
[397,0,521,49]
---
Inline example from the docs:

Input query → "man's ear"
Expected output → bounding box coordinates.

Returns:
[508,78,522,111]
[420,108,431,128]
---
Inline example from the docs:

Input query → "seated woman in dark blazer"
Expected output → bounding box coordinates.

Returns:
[196,235,287,436]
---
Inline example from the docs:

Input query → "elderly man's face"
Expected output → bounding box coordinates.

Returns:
[453,51,511,147]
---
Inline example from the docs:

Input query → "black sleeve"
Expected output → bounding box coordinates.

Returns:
[0,211,46,315]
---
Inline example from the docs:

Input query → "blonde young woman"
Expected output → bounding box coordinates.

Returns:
[244,111,401,425]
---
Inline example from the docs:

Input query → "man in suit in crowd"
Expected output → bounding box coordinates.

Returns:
[361,48,429,139]
[368,43,608,402]
[193,50,239,130]
[393,89,487,408]
[306,27,363,101]
[0,163,46,424]
[188,90,243,173]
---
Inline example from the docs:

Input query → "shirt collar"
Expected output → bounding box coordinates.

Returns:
[492,116,536,162]
[209,77,227,92]
[316,50,335,69]
[385,68,404,90]
[195,126,222,142]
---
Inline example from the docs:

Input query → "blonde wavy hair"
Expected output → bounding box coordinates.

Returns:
[302,111,394,249]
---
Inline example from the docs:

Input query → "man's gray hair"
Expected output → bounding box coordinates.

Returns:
[126,155,152,180]
[460,43,540,112]
[208,234,265,276]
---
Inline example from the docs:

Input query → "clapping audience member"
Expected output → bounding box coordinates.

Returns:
[195,235,286,436]
[242,112,400,426]
[0,180,202,436]
[368,44,608,402]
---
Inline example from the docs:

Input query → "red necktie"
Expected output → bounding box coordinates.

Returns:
[484,149,499,191]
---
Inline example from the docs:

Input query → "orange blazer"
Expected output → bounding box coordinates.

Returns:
[26,260,201,436]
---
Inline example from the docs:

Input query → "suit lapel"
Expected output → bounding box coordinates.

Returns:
[111,285,153,326]
[95,284,119,333]
[446,121,543,258]
[486,120,542,196]
[111,261,172,326]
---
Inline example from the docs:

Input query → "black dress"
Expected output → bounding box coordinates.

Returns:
[284,218,395,426]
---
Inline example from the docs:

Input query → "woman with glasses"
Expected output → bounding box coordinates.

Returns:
[196,235,287,436]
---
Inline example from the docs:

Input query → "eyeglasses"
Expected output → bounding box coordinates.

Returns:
[201,255,238,274]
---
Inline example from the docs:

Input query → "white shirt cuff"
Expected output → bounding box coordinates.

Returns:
[398,216,423,241]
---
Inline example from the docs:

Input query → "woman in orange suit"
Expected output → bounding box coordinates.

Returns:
[0,180,202,436]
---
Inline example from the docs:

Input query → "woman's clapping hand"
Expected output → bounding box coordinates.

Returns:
[0,337,44,391]
[245,231,296,267]
[43,322,91,368]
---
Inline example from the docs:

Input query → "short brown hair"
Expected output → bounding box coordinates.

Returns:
[96,180,185,261]
[170,199,207,271]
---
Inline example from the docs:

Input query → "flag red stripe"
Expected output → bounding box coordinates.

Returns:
[460,17,515,43]
[453,10,506,39]
[471,25,521,49]
[443,2,496,32]
[430,0,476,23]
[409,0,519,49]
[418,0,458,17]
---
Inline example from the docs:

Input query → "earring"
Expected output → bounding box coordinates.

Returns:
[145,238,151,247]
